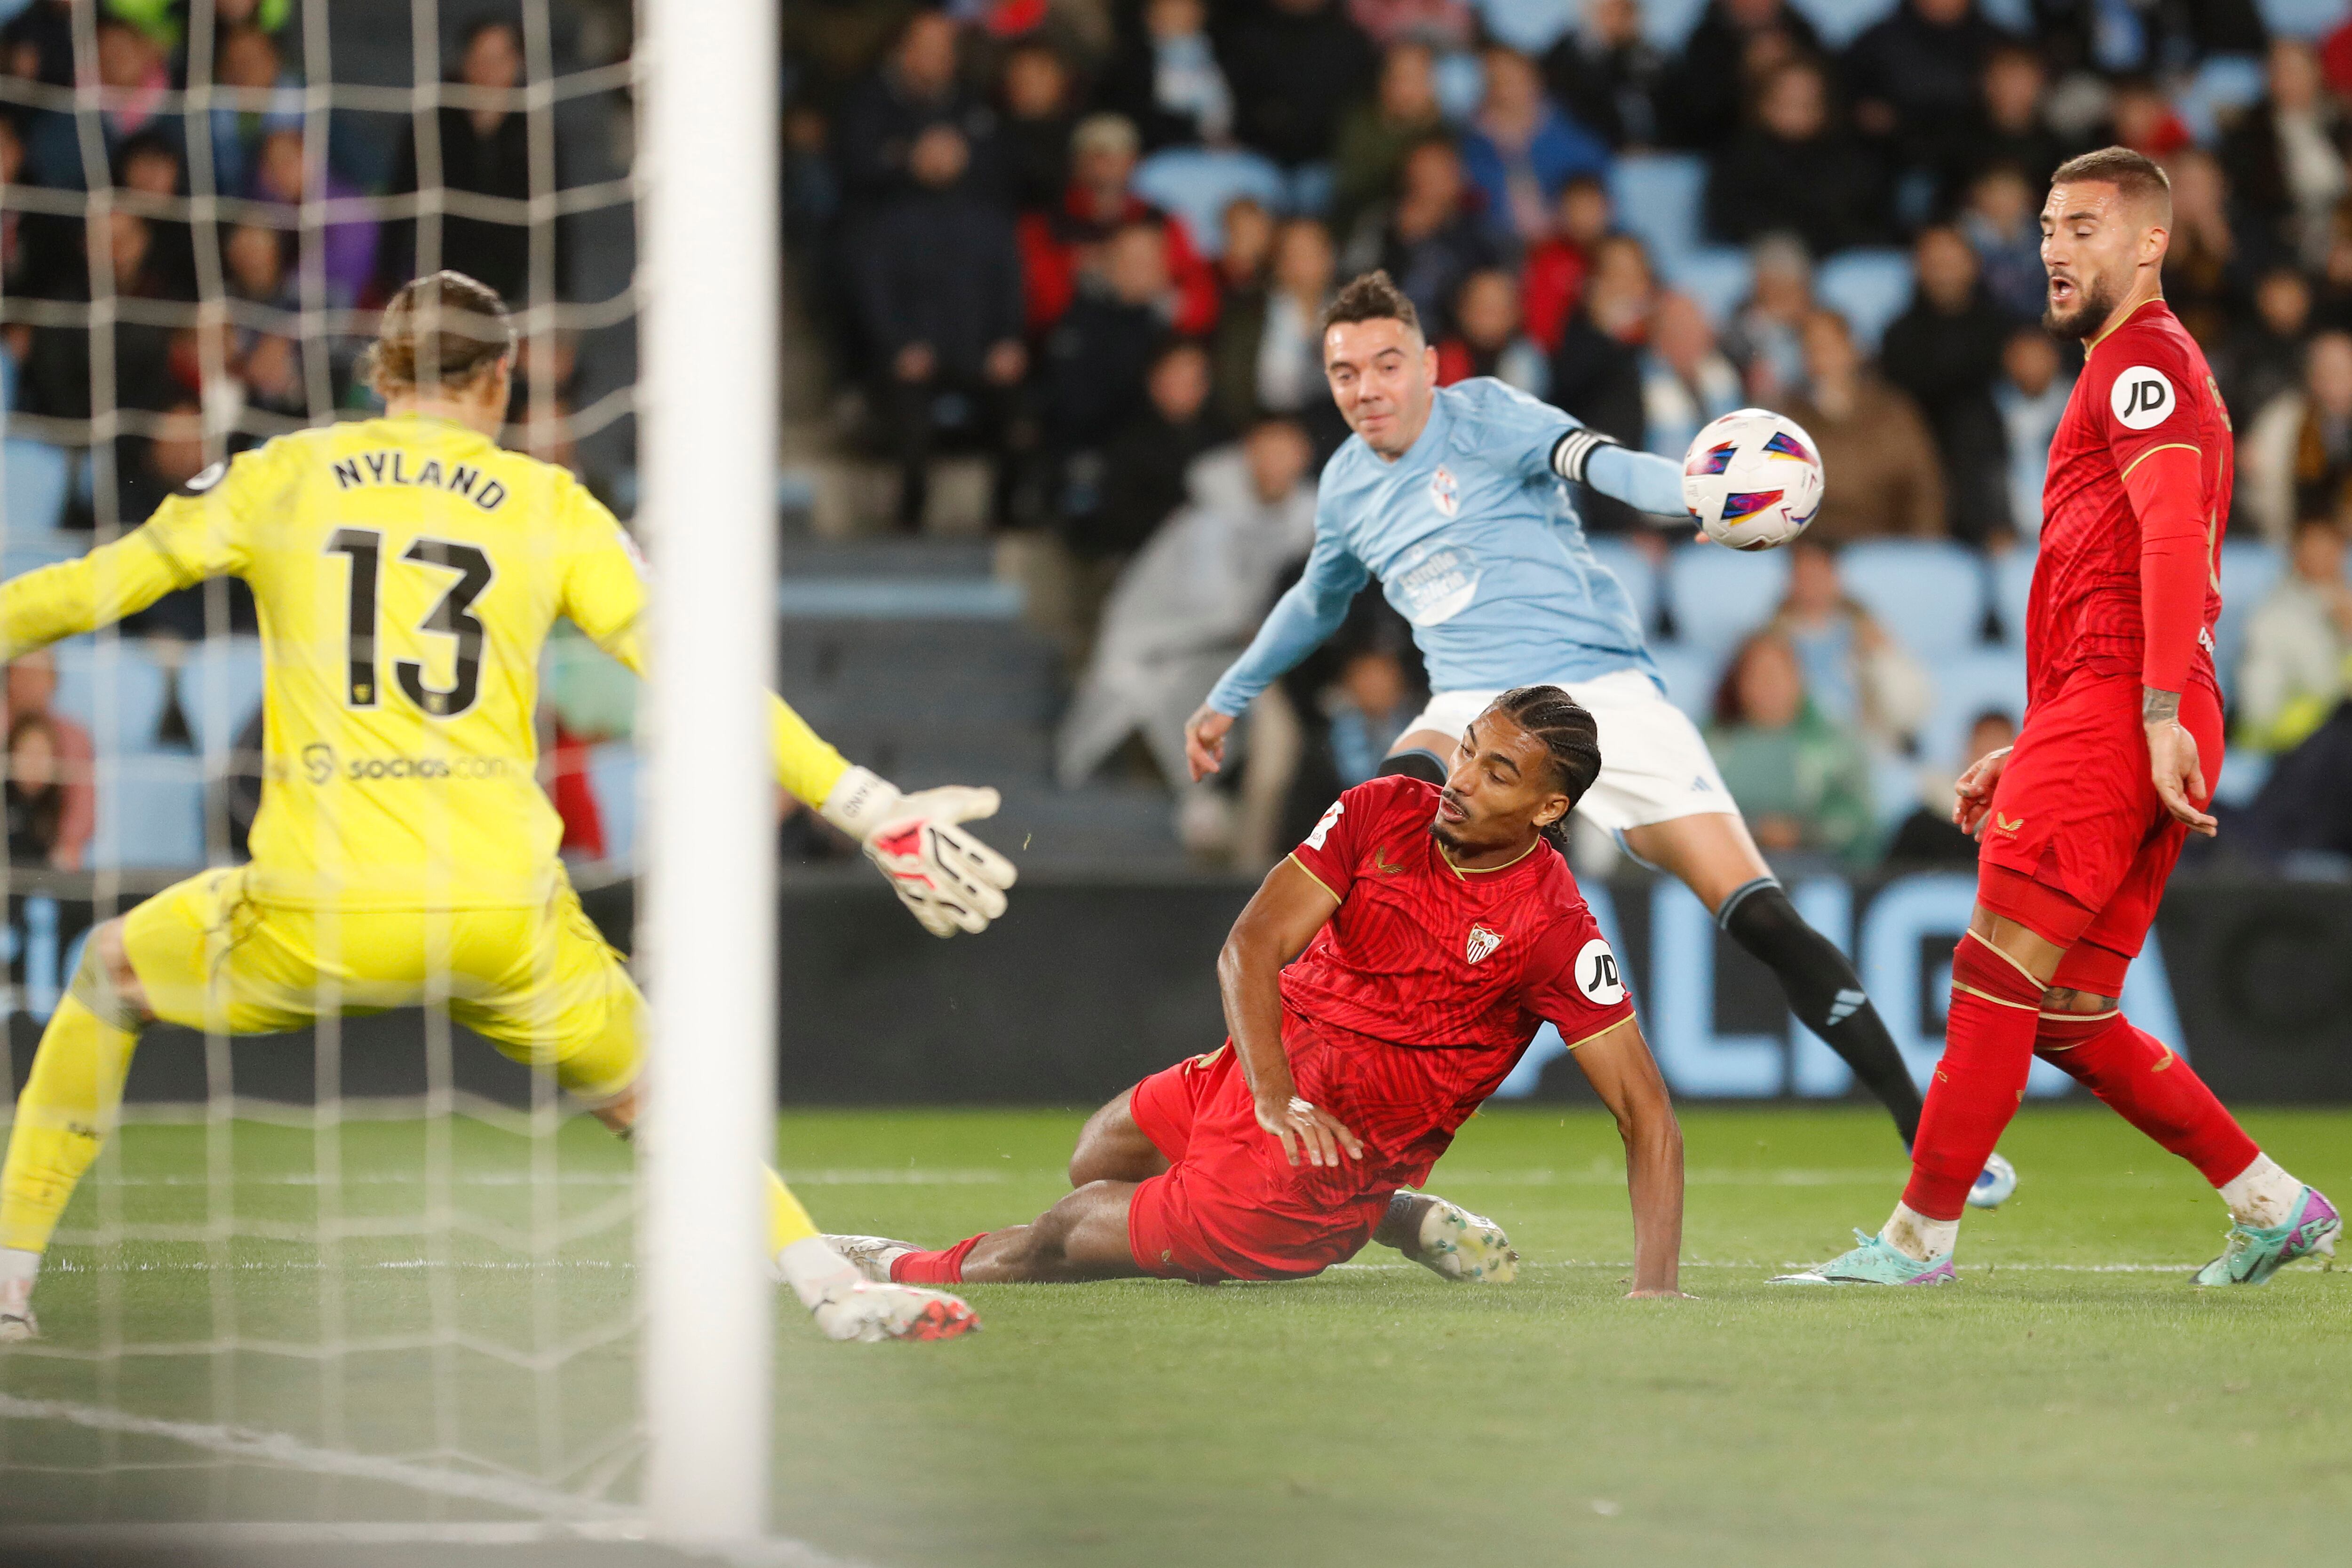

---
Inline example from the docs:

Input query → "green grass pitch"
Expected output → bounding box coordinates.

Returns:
[2,1104,2349,1567]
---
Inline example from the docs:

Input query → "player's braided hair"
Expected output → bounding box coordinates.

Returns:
[1488,686,1602,849]
[361,269,516,397]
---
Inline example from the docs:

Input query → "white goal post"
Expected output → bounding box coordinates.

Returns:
[637,0,781,1544]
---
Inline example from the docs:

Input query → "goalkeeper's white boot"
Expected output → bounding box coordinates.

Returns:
[1377,1191,1519,1283]
[777,1236,979,1343]
[821,1233,922,1283]
[811,1280,981,1344]
[0,1249,39,1341]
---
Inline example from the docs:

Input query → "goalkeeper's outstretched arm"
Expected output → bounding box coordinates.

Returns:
[562,518,1017,937]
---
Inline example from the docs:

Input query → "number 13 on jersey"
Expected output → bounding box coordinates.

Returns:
[326,529,495,718]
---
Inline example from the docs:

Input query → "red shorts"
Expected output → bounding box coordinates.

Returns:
[1124,1044,1396,1284]
[1975,669,2221,996]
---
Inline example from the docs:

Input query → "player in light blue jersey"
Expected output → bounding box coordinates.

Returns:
[1184,271,2010,1203]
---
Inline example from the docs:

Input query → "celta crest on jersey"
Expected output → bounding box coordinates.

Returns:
[1428,464,1460,516]
[331,450,509,510]
[1465,923,1504,964]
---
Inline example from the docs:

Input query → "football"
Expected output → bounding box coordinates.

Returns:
[1680,408,1825,551]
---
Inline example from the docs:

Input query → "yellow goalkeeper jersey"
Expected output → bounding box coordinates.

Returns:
[0,413,850,909]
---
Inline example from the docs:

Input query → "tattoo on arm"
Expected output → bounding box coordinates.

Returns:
[2143,688,2181,726]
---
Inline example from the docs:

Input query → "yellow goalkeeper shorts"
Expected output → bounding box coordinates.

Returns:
[116,869,644,1103]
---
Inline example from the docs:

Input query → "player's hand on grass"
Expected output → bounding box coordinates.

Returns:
[1952,745,2013,837]
[1256,1092,1363,1169]
[2144,716,2218,838]
[822,766,1019,936]
[1184,705,1235,781]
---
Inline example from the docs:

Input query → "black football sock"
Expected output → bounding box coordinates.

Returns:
[1718,878,1924,1148]
[1375,1190,1434,1253]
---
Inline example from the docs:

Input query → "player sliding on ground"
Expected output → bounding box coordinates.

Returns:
[1779,149,2337,1288]
[0,273,1014,1344]
[1180,271,2013,1207]
[827,688,1685,1296]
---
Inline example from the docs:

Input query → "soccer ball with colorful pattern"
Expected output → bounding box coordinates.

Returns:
[1680,409,1825,551]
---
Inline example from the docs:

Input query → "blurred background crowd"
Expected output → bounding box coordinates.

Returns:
[0,0,2346,880]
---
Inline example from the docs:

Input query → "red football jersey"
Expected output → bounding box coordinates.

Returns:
[2030,300,2229,707]
[1280,776,1635,1165]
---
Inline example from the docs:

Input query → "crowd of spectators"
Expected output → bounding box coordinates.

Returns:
[0,7,598,529]
[789,0,2352,871]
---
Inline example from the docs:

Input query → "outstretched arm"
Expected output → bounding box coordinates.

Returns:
[1216,856,1361,1169]
[1186,528,1368,779]
[1565,1017,1686,1297]
[1547,426,1692,522]
[564,511,1016,935]
[0,490,249,658]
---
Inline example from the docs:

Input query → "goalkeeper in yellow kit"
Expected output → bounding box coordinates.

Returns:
[0,273,1014,1344]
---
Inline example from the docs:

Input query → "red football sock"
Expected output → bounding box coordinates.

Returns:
[889,1233,986,1284]
[1904,933,2045,1222]
[2035,1013,2258,1187]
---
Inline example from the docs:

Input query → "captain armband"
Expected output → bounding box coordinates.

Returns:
[1549,427,1621,485]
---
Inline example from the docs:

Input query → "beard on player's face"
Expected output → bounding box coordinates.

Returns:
[2044,264,2122,341]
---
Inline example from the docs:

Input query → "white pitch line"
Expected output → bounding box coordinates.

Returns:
[0,1396,860,1568]
[1329,1258,2237,1274]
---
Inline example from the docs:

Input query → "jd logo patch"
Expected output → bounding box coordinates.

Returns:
[1465,923,1504,965]
[1576,937,1626,1004]
[2111,366,2175,430]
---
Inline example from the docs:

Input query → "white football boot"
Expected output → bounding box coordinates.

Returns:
[821,1234,922,1283]
[779,1235,979,1343]
[1381,1191,1519,1283]
[810,1279,981,1343]
[0,1249,39,1341]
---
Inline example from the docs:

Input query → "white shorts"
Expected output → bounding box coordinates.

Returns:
[1398,667,1738,833]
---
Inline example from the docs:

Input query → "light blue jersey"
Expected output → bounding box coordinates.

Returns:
[1205,378,1689,716]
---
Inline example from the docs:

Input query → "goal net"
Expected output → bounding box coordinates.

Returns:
[0,0,774,1544]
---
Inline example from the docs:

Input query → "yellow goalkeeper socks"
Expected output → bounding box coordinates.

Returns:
[2,996,142,1255]
[766,1164,820,1257]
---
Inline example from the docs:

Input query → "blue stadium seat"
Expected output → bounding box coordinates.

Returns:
[184,636,265,758]
[2258,0,2342,37]
[3,531,85,582]
[91,755,205,871]
[1663,541,1789,660]
[2177,55,2268,144]
[1638,0,1710,46]
[1473,0,1579,53]
[1871,752,1924,831]
[1132,148,1287,258]
[2209,746,2270,809]
[1816,248,1915,353]
[49,638,173,756]
[589,741,638,868]
[1610,154,1708,269]
[2214,539,2283,697]
[1788,0,1899,46]
[1662,246,1754,329]
[1919,649,2029,773]
[3,439,72,539]
[1645,642,1723,724]
[1285,161,1335,220]
[1434,50,1486,121]
[1584,536,1659,635]
[1991,545,2036,644]
[1837,540,1987,659]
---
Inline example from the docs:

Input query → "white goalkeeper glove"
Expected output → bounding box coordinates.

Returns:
[820,765,1017,937]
